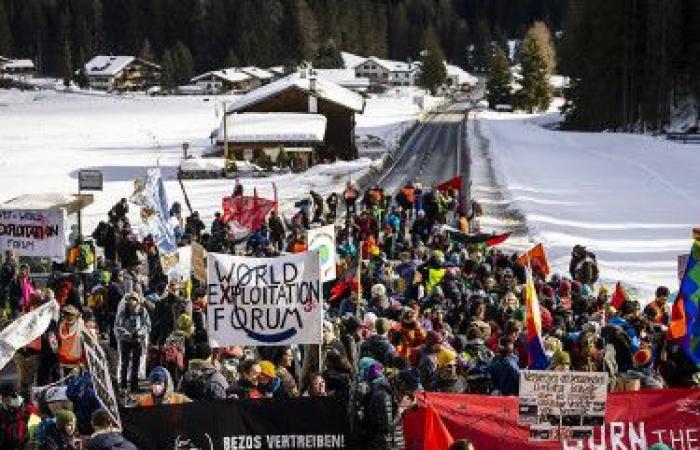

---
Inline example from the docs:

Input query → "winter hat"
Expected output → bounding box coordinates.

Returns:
[55,409,76,430]
[559,281,572,297]
[371,284,387,298]
[425,331,444,348]
[632,348,653,368]
[431,285,444,298]
[375,318,391,336]
[550,350,571,368]
[149,366,169,384]
[542,285,555,300]
[436,349,457,368]
[259,360,276,379]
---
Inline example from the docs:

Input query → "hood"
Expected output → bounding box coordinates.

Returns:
[89,430,128,447]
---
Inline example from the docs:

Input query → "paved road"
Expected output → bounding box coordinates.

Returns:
[376,100,470,194]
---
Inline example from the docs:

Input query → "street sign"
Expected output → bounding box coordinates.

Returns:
[78,169,103,191]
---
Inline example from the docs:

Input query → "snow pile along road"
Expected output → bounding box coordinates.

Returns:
[476,110,700,299]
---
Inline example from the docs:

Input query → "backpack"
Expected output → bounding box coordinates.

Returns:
[76,244,94,271]
[181,368,216,401]
[347,380,371,441]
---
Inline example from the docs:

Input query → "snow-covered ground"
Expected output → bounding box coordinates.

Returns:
[0,88,422,236]
[475,109,700,299]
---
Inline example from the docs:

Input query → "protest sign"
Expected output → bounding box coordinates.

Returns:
[206,251,322,347]
[129,168,176,255]
[308,224,336,282]
[0,300,59,370]
[0,208,67,258]
[82,329,121,430]
[121,397,349,450]
[221,195,276,231]
[191,242,207,283]
[162,245,192,282]
[518,370,608,440]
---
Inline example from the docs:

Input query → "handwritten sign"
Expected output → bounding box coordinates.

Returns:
[206,251,322,347]
[0,208,67,257]
[519,370,608,440]
[307,225,336,282]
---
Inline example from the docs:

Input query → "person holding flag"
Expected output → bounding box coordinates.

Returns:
[668,228,700,369]
[524,264,549,370]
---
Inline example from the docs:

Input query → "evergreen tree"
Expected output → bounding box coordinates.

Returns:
[58,39,73,88]
[0,0,13,55]
[516,38,551,112]
[524,21,556,75]
[172,41,194,85]
[315,38,343,68]
[139,38,155,62]
[471,19,491,72]
[486,48,512,108]
[160,49,176,90]
[224,48,240,68]
[418,28,447,95]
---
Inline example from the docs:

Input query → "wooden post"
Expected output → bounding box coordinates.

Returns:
[222,101,229,177]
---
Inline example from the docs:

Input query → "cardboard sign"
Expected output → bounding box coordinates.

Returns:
[78,169,104,191]
[0,208,67,258]
[206,251,322,347]
[191,242,207,283]
[307,225,336,282]
[519,370,608,440]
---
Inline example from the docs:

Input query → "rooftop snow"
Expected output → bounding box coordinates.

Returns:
[315,69,370,87]
[268,66,286,75]
[85,56,135,76]
[191,68,252,84]
[446,64,477,86]
[240,66,274,80]
[4,59,34,69]
[355,56,414,73]
[341,51,366,69]
[226,72,365,113]
[217,113,327,143]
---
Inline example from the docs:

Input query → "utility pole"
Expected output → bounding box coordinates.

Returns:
[222,100,228,177]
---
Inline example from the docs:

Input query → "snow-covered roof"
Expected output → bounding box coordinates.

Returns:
[85,55,159,77]
[355,57,415,73]
[445,64,477,86]
[315,69,370,88]
[191,68,252,84]
[341,51,365,70]
[217,113,327,143]
[240,66,274,80]
[549,75,570,90]
[2,193,93,214]
[227,71,365,113]
[268,66,286,75]
[4,59,34,70]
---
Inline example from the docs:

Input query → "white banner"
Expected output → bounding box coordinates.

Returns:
[307,225,336,282]
[0,209,67,258]
[207,251,323,347]
[0,300,59,370]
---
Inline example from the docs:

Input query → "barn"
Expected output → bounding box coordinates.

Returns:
[224,67,365,161]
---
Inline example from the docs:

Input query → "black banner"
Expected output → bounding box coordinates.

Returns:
[121,397,350,450]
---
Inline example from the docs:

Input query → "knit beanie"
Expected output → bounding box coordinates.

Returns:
[632,348,653,368]
[259,360,276,379]
[436,349,457,368]
[551,350,571,368]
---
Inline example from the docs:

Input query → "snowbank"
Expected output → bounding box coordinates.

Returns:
[476,110,700,299]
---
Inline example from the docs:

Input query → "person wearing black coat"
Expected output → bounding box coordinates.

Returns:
[84,409,138,450]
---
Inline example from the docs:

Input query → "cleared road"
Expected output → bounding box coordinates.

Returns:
[376,101,469,194]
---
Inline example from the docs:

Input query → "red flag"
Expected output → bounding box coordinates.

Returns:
[485,232,511,247]
[422,402,454,450]
[221,195,276,231]
[610,281,628,310]
[435,176,462,194]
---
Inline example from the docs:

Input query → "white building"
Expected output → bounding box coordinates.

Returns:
[0,58,35,80]
[315,68,370,93]
[84,55,161,92]
[445,64,478,90]
[190,69,254,94]
[239,66,274,85]
[353,57,416,87]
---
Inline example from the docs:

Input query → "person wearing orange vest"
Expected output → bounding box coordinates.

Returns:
[136,366,190,407]
[57,305,85,377]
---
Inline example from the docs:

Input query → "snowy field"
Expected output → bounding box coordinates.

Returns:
[475,109,700,299]
[0,88,423,235]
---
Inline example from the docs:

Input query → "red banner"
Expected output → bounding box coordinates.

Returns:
[404,389,700,450]
[221,195,276,231]
[436,176,463,194]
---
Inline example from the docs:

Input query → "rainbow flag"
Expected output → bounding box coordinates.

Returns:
[525,266,548,370]
[668,229,700,367]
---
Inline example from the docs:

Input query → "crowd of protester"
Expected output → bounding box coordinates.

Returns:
[0,179,696,450]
